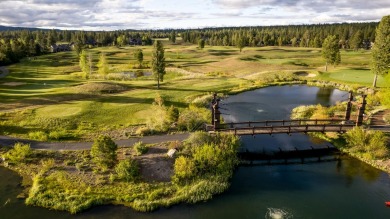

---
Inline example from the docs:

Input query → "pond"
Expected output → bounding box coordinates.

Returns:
[1,85,390,219]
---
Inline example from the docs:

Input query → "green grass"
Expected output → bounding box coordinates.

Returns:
[317,67,385,86]
[0,45,380,139]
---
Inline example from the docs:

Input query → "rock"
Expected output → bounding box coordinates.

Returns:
[167,149,177,158]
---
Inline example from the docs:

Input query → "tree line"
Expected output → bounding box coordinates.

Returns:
[0,22,378,65]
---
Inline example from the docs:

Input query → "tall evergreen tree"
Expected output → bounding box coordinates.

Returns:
[350,30,363,51]
[371,15,390,87]
[198,38,205,49]
[169,31,176,43]
[151,40,166,89]
[322,35,341,71]
[237,36,246,52]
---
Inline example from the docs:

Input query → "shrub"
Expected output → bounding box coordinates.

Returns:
[133,141,148,156]
[344,127,389,159]
[115,159,140,182]
[48,130,67,140]
[310,105,332,122]
[135,126,152,136]
[90,136,118,169]
[177,106,209,131]
[4,143,32,164]
[135,70,144,77]
[29,131,48,141]
[185,132,213,148]
[166,105,179,124]
[378,88,390,108]
[168,141,182,150]
[173,156,196,183]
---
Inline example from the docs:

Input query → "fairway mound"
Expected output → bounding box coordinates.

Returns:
[2,82,26,86]
[73,82,128,94]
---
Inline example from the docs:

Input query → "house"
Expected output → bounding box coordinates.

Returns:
[50,43,74,53]
[129,38,142,46]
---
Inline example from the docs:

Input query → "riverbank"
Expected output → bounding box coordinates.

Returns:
[0,132,240,214]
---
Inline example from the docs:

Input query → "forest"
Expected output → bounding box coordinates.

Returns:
[0,22,378,65]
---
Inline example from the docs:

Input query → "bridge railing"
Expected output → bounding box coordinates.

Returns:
[218,119,348,130]
[217,123,355,135]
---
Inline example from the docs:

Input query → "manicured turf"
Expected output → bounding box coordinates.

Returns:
[0,43,380,139]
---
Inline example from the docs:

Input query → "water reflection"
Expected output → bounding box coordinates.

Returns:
[2,85,390,219]
[316,87,334,106]
[337,157,382,187]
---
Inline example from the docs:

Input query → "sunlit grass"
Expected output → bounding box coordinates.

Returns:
[0,44,377,139]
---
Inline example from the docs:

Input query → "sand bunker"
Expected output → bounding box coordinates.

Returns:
[2,82,26,86]
[294,71,316,77]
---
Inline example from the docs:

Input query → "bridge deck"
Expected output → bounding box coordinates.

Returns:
[215,124,355,135]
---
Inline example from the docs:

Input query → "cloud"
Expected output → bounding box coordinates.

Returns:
[211,0,297,9]
[0,0,388,30]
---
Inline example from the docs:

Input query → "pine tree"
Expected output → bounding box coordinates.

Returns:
[198,38,205,49]
[170,31,176,43]
[237,36,246,52]
[151,40,166,89]
[322,35,341,71]
[371,15,390,87]
[350,30,363,51]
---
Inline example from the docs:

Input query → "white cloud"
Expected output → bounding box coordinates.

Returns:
[0,0,388,30]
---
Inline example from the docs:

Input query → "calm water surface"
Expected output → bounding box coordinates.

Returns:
[1,85,390,219]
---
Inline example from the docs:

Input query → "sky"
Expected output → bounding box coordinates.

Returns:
[0,0,389,30]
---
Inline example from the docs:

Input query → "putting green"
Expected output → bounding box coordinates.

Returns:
[36,104,82,118]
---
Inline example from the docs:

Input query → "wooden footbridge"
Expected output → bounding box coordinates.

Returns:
[207,92,367,136]
[213,119,355,135]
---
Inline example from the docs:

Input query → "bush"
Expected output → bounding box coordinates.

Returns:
[166,105,179,124]
[378,88,390,108]
[135,70,144,77]
[133,141,148,156]
[177,106,209,131]
[4,143,32,164]
[344,127,389,159]
[173,156,196,183]
[48,130,67,140]
[290,105,316,119]
[185,132,213,148]
[90,136,118,169]
[135,126,153,136]
[29,131,48,141]
[115,159,140,182]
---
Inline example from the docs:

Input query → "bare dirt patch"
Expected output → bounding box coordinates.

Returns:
[119,143,175,182]
[2,82,26,86]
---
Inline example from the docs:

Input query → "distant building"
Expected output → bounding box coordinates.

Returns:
[129,38,142,46]
[50,42,74,53]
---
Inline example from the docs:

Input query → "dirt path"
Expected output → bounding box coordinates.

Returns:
[0,66,9,78]
[0,133,190,151]
[370,110,390,126]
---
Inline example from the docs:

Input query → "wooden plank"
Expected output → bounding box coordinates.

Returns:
[216,124,355,135]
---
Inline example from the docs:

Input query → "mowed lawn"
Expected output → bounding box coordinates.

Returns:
[0,42,382,138]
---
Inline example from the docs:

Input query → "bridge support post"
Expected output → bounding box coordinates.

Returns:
[345,91,353,121]
[211,93,221,130]
[356,95,367,126]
